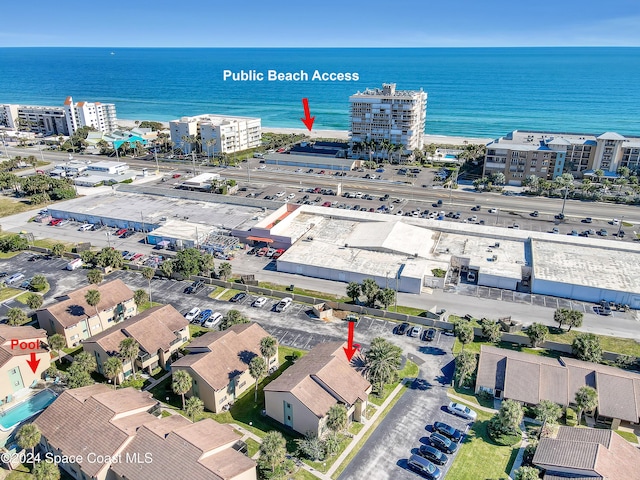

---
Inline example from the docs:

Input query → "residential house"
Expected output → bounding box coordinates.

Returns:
[475,345,640,428]
[533,426,640,479]
[264,342,371,437]
[36,279,136,347]
[0,325,50,404]
[171,323,277,413]
[35,384,255,480]
[83,305,189,382]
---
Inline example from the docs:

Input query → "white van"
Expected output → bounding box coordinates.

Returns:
[79,223,93,231]
[6,273,25,285]
[66,258,84,271]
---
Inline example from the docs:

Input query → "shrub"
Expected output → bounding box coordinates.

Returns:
[565,407,577,426]
[120,373,145,390]
[478,389,494,404]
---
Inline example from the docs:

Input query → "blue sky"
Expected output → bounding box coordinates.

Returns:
[2,0,640,47]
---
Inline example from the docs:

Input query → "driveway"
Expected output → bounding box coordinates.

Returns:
[339,333,472,480]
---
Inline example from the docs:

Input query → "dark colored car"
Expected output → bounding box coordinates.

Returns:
[408,454,442,480]
[28,255,41,262]
[396,322,410,335]
[184,280,204,294]
[120,230,134,238]
[422,328,436,341]
[418,444,449,466]
[121,250,130,258]
[554,213,565,220]
[0,272,7,278]
[230,292,247,303]
[429,433,458,454]
[433,422,463,442]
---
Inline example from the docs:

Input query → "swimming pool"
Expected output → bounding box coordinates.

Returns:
[445,154,458,159]
[0,389,57,431]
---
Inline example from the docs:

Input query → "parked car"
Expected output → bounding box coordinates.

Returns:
[6,273,25,285]
[433,422,463,442]
[417,444,449,466]
[598,229,608,236]
[185,280,205,294]
[257,247,269,257]
[409,326,422,337]
[488,208,497,213]
[275,297,292,312]
[422,328,436,341]
[407,454,442,480]
[253,297,267,308]
[230,292,247,303]
[272,249,285,259]
[185,307,201,323]
[429,433,458,454]
[447,402,477,421]
[49,218,63,226]
[554,213,565,220]
[120,230,134,238]
[396,322,410,335]
[582,217,593,223]
[196,309,212,325]
[530,210,539,217]
[78,223,93,231]
[471,205,481,211]
[265,248,277,258]
[115,228,128,235]
[203,312,223,328]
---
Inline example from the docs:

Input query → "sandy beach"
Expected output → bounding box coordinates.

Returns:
[118,119,490,145]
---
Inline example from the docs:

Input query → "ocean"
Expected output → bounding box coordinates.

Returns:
[1,47,639,138]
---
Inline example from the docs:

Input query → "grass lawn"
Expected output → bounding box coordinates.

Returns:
[218,288,244,301]
[189,324,211,338]
[369,360,418,406]
[207,286,224,299]
[138,301,162,313]
[448,386,495,409]
[62,345,83,356]
[0,286,23,301]
[331,382,409,479]
[293,470,319,480]
[258,281,350,302]
[616,430,639,443]
[446,405,519,480]
[32,238,73,250]
[393,305,426,316]
[245,437,261,457]
[349,422,364,435]
[0,197,33,218]
[546,328,640,357]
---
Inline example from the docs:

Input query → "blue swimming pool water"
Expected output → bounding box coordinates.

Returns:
[445,154,457,159]
[0,389,57,431]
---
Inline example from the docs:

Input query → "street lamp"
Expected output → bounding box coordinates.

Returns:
[449,167,459,205]
[560,185,570,216]
[105,232,111,248]
[616,216,624,238]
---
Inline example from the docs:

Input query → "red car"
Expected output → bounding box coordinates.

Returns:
[172,173,181,179]
[130,253,144,262]
[116,228,128,235]
[318,170,325,174]
[272,249,285,259]
[49,218,63,226]
[322,201,331,207]
[257,247,269,257]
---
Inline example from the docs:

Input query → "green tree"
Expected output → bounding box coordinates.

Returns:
[454,321,474,350]
[0,234,28,252]
[574,386,598,425]
[7,307,28,326]
[29,274,49,292]
[141,267,154,303]
[200,253,216,277]
[160,259,175,278]
[360,278,380,306]
[495,399,524,434]
[376,287,396,309]
[566,310,584,332]
[346,282,361,303]
[259,431,287,475]
[218,262,232,280]
[533,400,563,425]
[572,333,602,363]
[326,404,348,434]
[85,289,101,318]
[119,337,140,374]
[172,370,193,409]
[103,356,123,389]
[249,356,267,402]
[221,309,249,330]
[514,466,540,480]
[87,269,103,285]
[26,293,43,310]
[185,396,204,422]
[260,336,278,364]
[526,323,548,348]
[16,423,41,469]
[133,289,148,308]
[364,337,402,394]
[66,362,93,388]
[80,250,96,266]
[33,459,61,480]
[48,334,66,366]
[95,247,123,269]
[74,351,97,373]
[174,248,203,277]
[480,319,502,343]
[454,350,477,388]
[50,243,65,258]
[553,308,571,331]
[295,432,325,461]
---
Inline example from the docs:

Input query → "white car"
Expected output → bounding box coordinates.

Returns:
[488,208,497,213]
[612,218,620,225]
[354,192,363,198]
[253,297,267,308]
[78,223,93,231]
[203,312,223,329]
[447,402,477,421]
[275,191,285,197]
[275,297,293,312]
[287,193,295,199]
[409,326,422,337]
[185,307,201,322]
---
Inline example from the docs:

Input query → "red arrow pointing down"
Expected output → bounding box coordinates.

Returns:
[300,98,315,131]
[27,352,40,373]
[343,321,357,361]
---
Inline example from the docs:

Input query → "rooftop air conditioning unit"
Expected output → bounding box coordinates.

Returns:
[493,255,498,261]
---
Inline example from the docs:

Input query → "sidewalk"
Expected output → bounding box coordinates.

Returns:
[142,370,171,391]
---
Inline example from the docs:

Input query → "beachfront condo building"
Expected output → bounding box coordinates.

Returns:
[170,114,262,155]
[0,97,117,136]
[349,83,427,158]
[482,129,640,185]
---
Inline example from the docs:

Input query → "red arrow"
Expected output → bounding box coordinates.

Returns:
[300,98,315,131]
[27,352,40,374]
[343,321,357,362]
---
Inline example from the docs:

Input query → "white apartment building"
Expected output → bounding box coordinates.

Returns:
[63,96,117,135]
[349,83,427,156]
[170,114,262,155]
[1,97,117,136]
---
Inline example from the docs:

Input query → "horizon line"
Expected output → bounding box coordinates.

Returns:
[2,45,640,49]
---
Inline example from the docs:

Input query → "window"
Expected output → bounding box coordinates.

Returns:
[238,381,246,389]
[219,396,227,405]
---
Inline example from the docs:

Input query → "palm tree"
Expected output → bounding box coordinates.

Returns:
[103,356,123,389]
[87,269,103,285]
[16,423,41,469]
[74,351,97,373]
[260,336,278,365]
[33,459,61,480]
[575,386,598,425]
[364,337,402,394]
[180,135,191,154]
[119,337,140,375]
[218,262,232,280]
[141,267,154,303]
[48,334,66,366]
[172,370,193,409]
[84,289,101,318]
[326,404,348,434]
[185,396,203,422]
[205,138,217,162]
[249,356,267,402]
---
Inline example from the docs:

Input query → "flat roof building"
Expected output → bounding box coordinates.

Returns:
[170,114,261,155]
